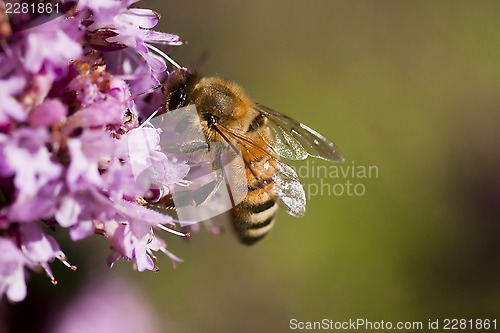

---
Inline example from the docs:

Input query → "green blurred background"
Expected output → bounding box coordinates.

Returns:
[121,0,500,332]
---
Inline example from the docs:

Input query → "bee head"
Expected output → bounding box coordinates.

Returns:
[205,114,219,128]
[191,77,253,129]
[163,69,198,111]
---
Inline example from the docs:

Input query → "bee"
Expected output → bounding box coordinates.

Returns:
[155,68,344,245]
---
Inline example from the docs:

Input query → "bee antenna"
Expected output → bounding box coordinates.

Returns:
[139,109,159,129]
[131,85,162,100]
[147,44,183,69]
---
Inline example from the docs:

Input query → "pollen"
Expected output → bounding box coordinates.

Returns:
[232,106,246,119]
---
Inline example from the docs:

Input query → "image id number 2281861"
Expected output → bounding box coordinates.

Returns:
[5,1,60,15]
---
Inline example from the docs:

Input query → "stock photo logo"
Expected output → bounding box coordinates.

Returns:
[127,105,249,225]
[294,160,379,199]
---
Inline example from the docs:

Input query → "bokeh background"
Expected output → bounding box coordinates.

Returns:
[4,1,500,332]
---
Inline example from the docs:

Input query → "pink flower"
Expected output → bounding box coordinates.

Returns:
[29,99,68,127]
[19,224,61,266]
[0,238,28,302]
[24,27,82,74]
[0,76,26,122]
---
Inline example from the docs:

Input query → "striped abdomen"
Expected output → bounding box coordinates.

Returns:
[231,127,279,245]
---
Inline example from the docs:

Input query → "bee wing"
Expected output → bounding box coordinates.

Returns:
[218,125,306,217]
[272,161,306,217]
[255,103,345,162]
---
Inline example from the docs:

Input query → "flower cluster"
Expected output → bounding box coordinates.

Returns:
[0,0,187,302]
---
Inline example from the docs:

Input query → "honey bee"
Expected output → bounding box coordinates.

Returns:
[154,68,344,245]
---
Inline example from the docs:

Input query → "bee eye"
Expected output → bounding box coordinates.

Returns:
[167,89,186,110]
[205,114,219,127]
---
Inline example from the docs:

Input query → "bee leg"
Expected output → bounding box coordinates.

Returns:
[191,148,225,206]
[162,141,209,154]
[164,144,225,207]
[167,161,223,207]
[179,141,210,154]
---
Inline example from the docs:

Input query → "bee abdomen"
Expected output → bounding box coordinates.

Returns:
[232,198,279,245]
